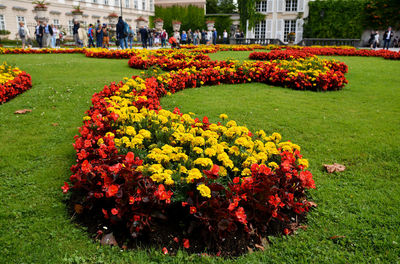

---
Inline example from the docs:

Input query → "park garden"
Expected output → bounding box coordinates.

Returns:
[0,45,399,263]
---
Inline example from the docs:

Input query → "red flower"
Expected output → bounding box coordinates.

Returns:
[173,237,179,243]
[189,206,197,214]
[125,152,135,164]
[181,202,188,207]
[111,208,118,215]
[183,238,190,248]
[106,184,119,197]
[203,164,219,179]
[61,182,69,194]
[235,207,248,225]
[162,247,168,254]
[81,160,92,174]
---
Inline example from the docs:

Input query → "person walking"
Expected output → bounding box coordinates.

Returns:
[383,26,394,50]
[181,31,187,45]
[173,30,181,44]
[116,17,126,49]
[102,24,110,48]
[223,30,228,44]
[35,22,44,48]
[17,22,31,49]
[201,30,206,45]
[78,25,88,47]
[127,26,135,49]
[87,24,95,48]
[73,20,80,47]
[372,31,379,49]
[212,28,218,45]
[43,22,53,48]
[160,29,167,48]
[139,26,148,49]
[50,24,57,48]
[96,21,103,48]
[148,28,154,48]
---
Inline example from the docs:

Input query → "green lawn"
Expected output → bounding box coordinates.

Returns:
[0,51,399,263]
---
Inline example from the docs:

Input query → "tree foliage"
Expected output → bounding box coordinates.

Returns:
[153,5,205,34]
[304,0,367,38]
[237,0,265,32]
[206,0,237,14]
[364,0,400,29]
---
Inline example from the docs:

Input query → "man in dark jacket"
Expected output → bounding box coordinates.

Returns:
[383,26,394,50]
[73,20,80,46]
[139,26,148,49]
[95,20,103,47]
[116,17,126,49]
[35,22,44,48]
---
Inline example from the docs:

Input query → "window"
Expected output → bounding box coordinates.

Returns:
[0,15,5,30]
[284,20,296,42]
[68,20,74,35]
[115,0,120,6]
[125,0,130,8]
[254,20,266,39]
[256,1,267,12]
[142,0,146,10]
[134,0,138,8]
[53,19,60,27]
[105,0,109,5]
[17,16,25,24]
[149,0,153,11]
[285,0,297,12]
[92,0,97,3]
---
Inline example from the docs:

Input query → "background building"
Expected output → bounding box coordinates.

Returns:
[0,0,154,40]
[155,0,206,9]
[247,0,311,44]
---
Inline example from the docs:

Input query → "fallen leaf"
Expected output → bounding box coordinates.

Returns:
[51,123,59,127]
[329,235,346,240]
[14,109,32,114]
[100,232,118,246]
[323,163,346,173]
[74,204,84,214]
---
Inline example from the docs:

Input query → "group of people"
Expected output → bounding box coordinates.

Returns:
[17,21,63,49]
[369,26,398,49]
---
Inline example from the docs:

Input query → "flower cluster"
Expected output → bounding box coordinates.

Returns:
[0,62,32,104]
[249,50,312,60]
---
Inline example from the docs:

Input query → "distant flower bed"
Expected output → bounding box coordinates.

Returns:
[0,62,32,104]
[0,48,85,55]
[250,46,400,61]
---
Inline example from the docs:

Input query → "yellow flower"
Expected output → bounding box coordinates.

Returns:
[268,162,279,169]
[194,158,213,168]
[193,147,203,154]
[186,168,203,183]
[219,114,228,120]
[298,158,309,169]
[197,184,211,198]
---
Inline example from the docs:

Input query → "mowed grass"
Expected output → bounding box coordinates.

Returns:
[0,51,399,263]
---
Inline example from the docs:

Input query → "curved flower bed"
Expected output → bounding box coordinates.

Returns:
[65,74,316,256]
[127,49,348,92]
[0,62,32,104]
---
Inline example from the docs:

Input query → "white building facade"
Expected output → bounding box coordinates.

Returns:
[0,0,154,40]
[246,0,311,44]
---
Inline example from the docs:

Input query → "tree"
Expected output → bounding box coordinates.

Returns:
[237,0,265,32]
[218,0,237,14]
[206,0,219,14]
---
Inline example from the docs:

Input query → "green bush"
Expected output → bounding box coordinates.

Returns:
[206,15,233,36]
[304,0,367,39]
[152,5,205,34]
[364,0,400,29]
[0,30,11,35]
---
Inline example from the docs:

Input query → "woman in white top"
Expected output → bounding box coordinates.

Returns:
[173,31,181,43]
[51,25,58,48]
[373,31,379,49]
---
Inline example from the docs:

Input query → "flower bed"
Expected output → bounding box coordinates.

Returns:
[250,47,400,61]
[62,47,354,256]
[0,62,32,104]
[127,49,348,92]
[65,74,316,256]
[0,48,85,55]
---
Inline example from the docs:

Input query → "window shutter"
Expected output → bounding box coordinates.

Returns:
[266,19,272,38]
[276,19,284,41]
[277,0,285,12]
[295,19,304,43]
[298,0,305,12]
[267,0,273,13]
